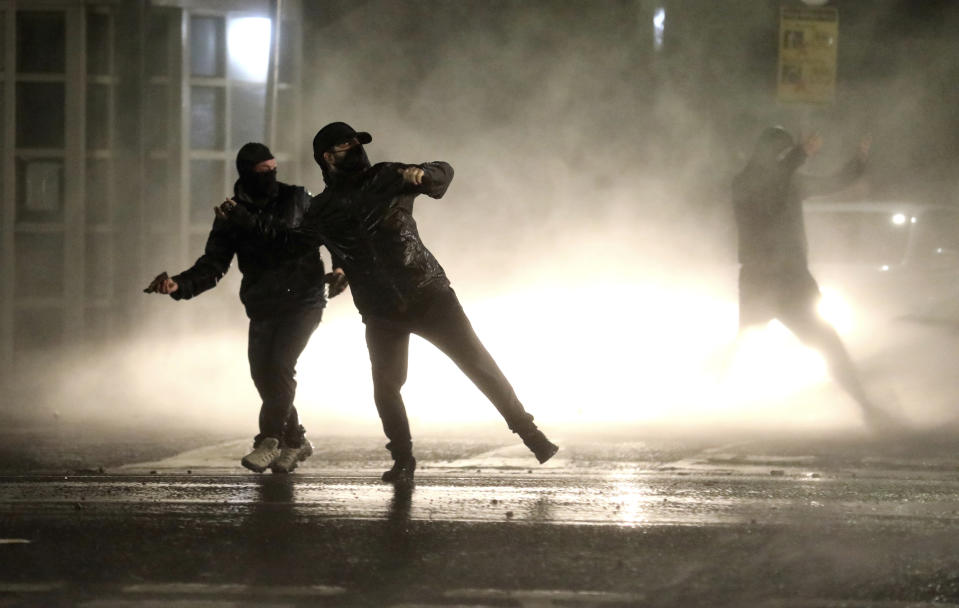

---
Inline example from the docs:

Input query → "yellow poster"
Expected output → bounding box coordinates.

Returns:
[777,5,838,104]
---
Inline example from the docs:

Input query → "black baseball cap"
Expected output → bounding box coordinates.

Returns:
[312,122,372,160]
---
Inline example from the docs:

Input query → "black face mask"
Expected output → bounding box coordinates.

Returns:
[242,169,279,199]
[334,145,370,174]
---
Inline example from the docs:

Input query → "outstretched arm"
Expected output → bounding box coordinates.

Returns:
[795,135,870,199]
[214,197,326,258]
[397,161,454,199]
[147,219,235,300]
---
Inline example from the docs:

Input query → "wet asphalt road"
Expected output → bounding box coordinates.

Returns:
[1,434,959,607]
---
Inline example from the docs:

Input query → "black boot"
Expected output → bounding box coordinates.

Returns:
[382,455,416,484]
[521,429,558,464]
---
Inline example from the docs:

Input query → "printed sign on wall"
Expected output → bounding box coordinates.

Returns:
[777,6,838,104]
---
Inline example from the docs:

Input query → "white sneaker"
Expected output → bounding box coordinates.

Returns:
[271,439,314,474]
[241,437,280,473]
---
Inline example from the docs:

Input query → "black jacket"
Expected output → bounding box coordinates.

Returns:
[733,147,865,272]
[245,161,454,321]
[170,181,326,319]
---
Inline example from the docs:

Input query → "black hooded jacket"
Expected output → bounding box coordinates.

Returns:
[170,180,326,319]
[733,144,865,272]
[239,161,454,321]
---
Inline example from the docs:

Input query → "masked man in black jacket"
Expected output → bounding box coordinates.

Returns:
[145,142,346,473]
[219,123,558,484]
[732,126,889,426]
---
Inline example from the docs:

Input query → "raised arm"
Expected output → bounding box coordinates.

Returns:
[795,135,870,199]
[411,161,454,199]
[366,161,455,201]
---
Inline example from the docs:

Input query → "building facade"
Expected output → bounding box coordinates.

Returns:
[0,0,304,377]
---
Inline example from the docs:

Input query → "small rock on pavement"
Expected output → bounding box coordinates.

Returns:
[770,470,785,476]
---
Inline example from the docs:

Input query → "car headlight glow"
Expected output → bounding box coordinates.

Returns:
[817,287,854,335]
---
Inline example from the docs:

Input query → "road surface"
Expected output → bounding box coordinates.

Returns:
[1,432,958,607]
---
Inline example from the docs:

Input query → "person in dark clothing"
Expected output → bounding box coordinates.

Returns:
[145,142,347,473]
[732,126,888,425]
[219,122,558,484]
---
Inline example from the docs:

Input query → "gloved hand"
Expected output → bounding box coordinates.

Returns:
[214,198,256,231]
[325,270,349,298]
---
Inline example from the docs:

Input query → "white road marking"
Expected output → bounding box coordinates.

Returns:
[0,581,64,591]
[121,583,346,596]
[445,587,645,607]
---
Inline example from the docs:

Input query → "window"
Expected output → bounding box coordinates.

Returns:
[16,82,65,148]
[17,159,63,221]
[87,12,111,76]
[17,12,65,73]
[146,12,172,78]
[231,83,266,146]
[190,86,225,149]
[189,159,226,223]
[190,16,225,77]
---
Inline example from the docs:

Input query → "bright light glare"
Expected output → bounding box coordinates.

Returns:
[891,213,906,226]
[227,17,272,82]
[48,278,865,437]
[653,7,665,50]
[817,287,854,335]
[294,279,850,432]
[722,322,828,407]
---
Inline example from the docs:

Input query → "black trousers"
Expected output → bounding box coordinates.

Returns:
[738,265,873,408]
[248,306,324,447]
[365,289,535,459]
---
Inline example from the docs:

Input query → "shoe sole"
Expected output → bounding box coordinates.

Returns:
[241,458,270,473]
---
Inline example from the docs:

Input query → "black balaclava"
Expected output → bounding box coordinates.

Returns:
[751,126,795,169]
[236,142,278,202]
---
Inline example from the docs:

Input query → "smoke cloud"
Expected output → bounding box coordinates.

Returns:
[9,0,959,441]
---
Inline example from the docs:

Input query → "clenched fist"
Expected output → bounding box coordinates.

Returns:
[399,165,425,186]
[144,271,178,294]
